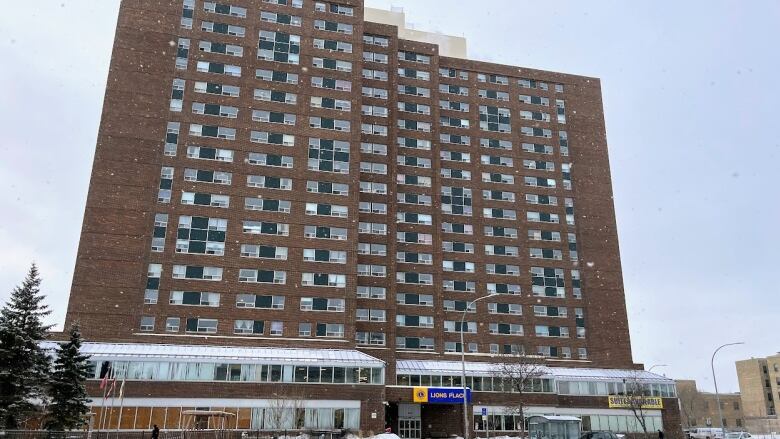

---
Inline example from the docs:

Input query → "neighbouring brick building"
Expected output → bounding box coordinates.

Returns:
[59,0,680,437]
[676,380,744,430]
[735,355,780,434]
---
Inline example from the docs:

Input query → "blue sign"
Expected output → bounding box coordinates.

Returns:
[413,386,472,404]
[481,408,488,416]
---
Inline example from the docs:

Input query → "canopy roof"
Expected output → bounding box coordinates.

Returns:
[40,341,385,368]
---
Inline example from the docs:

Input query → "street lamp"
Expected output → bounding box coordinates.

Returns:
[712,342,745,437]
[648,364,668,373]
[460,293,497,439]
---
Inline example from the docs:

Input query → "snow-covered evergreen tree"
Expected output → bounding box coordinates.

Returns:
[46,323,91,431]
[0,264,53,429]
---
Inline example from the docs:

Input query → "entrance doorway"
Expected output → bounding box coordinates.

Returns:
[399,419,422,439]
[398,404,422,439]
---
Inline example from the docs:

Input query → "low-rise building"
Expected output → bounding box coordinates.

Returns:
[675,380,743,430]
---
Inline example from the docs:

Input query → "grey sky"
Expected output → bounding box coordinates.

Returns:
[1,0,777,393]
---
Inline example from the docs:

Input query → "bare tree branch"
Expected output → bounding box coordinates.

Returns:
[491,349,547,437]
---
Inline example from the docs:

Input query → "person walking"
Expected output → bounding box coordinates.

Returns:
[152,424,160,439]
[658,430,665,439]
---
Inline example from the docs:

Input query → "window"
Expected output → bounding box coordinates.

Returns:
[186,318,218,334]
[523,142,554,155]
[309,138,350,174]
[443,300,475,312]
[248,153,293,169]
[176,216,227,255]
[252,110,296,125]
[488,303,522,315]
[244,198,292,213]
[398,137,432,150]
[189,123,236,140]
[518,78,548,90]
[236,294,285,309]
[363,34,389,47]
[183,168,232,185]
[140,316,155,332]
[314,19,353,34]
[170,291,220,307]
[255,69,299,84]
[198,41,243,57]
[254,88,297,104]
[301,273,346,288]
[397,192,432,206]
[363,51,389,64]
[530,248,564,260]
[355,309,386,322]
[359,201,387,215]
[258,31,300,64]
[234,320,265,335]
[313,96,352,111]
[443,280,476,292]
[305,225,348,240]
[180,192,229,208]
[300,297,345,312]
[238,269,286,284]
[203,2,247,17]
[485,245,519,257]
[482,172,514,185]
[263,0,302,7]
[165,317,180,332]
[483,190,515,202]
[484,226,518,238]
[358,286,387,299]
[398,50,431,64]
[362,105,388,117]
[361,181,387,194]
[187,146,233,162]
[397,252,433,265]
[487,283,521,295]
[396,272,434,285]
[396,293,434,306]
[201,21,245,37]
[151,214,168,253]
[313,76,352,91]
[439,84,468,96]
[305,203,348,217]
[527,211,560,224]
[519,94,550,106]
[486,264,520,276]
[489,323,523,335]
[441,222,473,235]
[520,109,551,122]
[356,332,386,346]
[310,117,351,132]
[521,126,553,138]
[531,267,565,298]
[398,85,430,97]
[362,68,388,81]
[313,57,352,72]
[396,315,435,328]
[362,86,388,99]
[243,221,289,236]
[194,81,240,97]
[399,102,432,115]
[303,249,347,264]
[241,245,289,260]
[270,321,284,336]
[397,337,434,350]
[360,142,388,155]
[479,105,511,132]
[396,231,432,244]
[260,11,302,26]
[479,89,510,101]
[308,181,349,196]
[398,68,430,81]
[477,73,508,84]
[358,243,387,256]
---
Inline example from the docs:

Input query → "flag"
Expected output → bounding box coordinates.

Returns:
[100,371,109,390]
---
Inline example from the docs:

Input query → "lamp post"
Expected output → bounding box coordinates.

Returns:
[648,364,668,373]
[460,294,497,439]
[712,343,745,438]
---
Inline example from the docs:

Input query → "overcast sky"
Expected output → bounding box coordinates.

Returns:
[1,1,777,393]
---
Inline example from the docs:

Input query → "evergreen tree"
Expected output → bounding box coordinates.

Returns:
[46,323,91,431]
[0,264,53,429]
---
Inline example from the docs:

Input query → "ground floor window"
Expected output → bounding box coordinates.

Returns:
[250,407,359,430]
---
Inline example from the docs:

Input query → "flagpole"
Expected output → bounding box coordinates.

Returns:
[105,372,117,436]
[115,378,126,436]
[98,366,111,433]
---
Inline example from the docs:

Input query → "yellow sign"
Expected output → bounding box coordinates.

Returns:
[608,396,663,409]
[413,386,429,403]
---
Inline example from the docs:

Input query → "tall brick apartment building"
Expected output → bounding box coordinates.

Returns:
[60,0,680,436]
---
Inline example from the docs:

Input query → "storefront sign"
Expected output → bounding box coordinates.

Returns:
[607,396,663,409]
[412,386,472,404]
